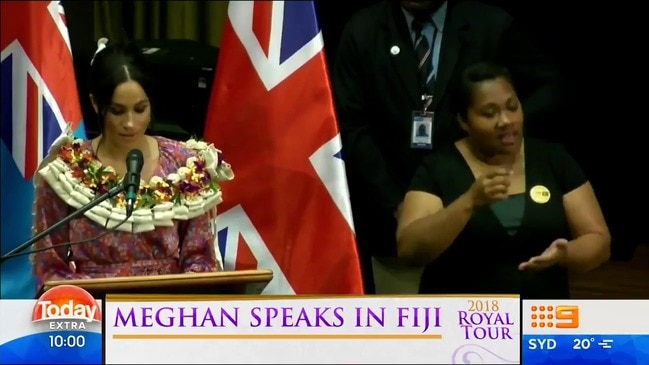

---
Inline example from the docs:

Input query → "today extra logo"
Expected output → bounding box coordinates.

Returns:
[31,285,101,330]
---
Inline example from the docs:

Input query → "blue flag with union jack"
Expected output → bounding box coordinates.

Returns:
[1,1,86,299]
[204,1,363,294]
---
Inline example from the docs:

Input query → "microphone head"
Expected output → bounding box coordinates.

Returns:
[126,149,144,172]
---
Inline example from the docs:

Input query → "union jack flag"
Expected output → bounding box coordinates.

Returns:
[204,0,363,294]
[1,1,85,298]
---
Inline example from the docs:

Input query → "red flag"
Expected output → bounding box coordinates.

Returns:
[203,1,363,294]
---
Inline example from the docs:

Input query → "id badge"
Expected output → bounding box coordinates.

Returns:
[410,111,434,150]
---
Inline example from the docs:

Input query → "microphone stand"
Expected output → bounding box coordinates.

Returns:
[0,184,124,264]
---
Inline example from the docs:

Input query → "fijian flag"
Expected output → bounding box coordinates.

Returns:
[1,1,86,298]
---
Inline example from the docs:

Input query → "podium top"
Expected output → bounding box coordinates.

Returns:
[42,269,273,294]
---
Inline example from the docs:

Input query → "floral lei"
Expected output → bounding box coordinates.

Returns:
[37,136,234,233]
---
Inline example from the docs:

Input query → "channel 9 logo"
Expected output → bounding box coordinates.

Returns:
[530,305,579,329]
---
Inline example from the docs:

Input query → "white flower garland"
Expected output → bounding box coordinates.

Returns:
[37,135,234,234]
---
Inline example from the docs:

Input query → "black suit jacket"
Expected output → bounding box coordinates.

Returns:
[331,0,562,257]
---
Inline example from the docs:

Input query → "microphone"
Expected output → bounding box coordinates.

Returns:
[123,149,144,218]
[0,150,146,265]
[0,183,125,264]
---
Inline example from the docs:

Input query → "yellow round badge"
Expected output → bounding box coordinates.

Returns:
[530,185,551,204]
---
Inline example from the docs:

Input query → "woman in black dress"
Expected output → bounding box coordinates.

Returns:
[396,62,610,299]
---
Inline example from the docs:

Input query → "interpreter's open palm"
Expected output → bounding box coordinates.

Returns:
[470,168,512,207]
[518,238,569,271]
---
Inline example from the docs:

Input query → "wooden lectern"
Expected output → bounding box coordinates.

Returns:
[42,269,273,299]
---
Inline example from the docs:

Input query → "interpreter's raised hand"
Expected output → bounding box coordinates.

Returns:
[468,167,512,207]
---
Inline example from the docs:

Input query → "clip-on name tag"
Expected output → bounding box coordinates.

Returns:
[411,94,434,150]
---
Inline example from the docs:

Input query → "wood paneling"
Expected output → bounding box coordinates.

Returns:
[570,245,649,299]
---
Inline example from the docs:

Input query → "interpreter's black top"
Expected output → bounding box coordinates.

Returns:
[409,138,587,299]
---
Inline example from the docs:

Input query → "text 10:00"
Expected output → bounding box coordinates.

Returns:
[48,335,85,348]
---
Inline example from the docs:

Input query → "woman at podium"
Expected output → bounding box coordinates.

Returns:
[30,38,234,294]
[396,62,610,299]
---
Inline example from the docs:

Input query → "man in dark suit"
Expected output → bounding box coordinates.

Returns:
[331,0,562,294]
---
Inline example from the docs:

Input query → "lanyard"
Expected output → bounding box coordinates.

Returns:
[421,94,433,113]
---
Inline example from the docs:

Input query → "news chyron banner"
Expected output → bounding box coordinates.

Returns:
[523,300,649,364]
[0,285,102,364]
[104,295,520,363]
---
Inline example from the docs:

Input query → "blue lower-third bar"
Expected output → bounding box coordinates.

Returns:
[523,334,649,365]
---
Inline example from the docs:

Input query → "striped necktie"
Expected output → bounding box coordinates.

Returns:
[412,20,437,94]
